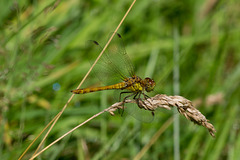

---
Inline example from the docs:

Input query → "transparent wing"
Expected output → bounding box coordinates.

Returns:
[106,33,135,79]
[86,33,135,85]
[125,102,155,123]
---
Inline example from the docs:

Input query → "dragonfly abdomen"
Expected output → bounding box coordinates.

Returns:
[71,82,126,94]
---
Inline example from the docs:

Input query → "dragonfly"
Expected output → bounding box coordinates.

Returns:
[71,33,156,117]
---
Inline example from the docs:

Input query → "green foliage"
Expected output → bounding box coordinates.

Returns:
[159,0,193,27]
[0,0,240,159]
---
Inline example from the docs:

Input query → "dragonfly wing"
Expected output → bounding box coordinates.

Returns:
[105,33,135,79]
[86,40,124,85]
[125,102,155,123]
[86,33,135,85]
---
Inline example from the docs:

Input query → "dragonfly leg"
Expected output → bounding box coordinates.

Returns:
[138,92,154,111]
[120,92,136,116]
[142,93,152,104]
[134,92,152,111]
[134,92,151,110]
[152,111,155,116]
[119,91,133,113]
[119,91,134,102]
[134,92,144,109]
[139,92,155,116]
[142,92,150,99]
[133,92,139,99]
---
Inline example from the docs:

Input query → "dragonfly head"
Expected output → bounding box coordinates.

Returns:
[143,77,156,92]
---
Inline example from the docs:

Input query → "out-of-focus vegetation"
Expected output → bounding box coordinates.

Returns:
[0,0,240,159]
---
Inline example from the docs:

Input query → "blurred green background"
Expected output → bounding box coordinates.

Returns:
[0,0,240,159]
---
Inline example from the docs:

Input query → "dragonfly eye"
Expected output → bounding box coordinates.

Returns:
[144,77,156,92]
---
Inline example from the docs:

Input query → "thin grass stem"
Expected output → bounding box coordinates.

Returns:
[173,25,180,160]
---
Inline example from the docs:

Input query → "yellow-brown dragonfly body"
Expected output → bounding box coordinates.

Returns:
[71,75,155,95]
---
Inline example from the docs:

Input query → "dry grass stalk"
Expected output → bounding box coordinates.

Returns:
[107,94,216,137]
[20,1,137,159]
[200,0,219,18]
[29,94,215,159]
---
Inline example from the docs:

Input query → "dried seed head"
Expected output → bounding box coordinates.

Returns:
[106,94,216,137]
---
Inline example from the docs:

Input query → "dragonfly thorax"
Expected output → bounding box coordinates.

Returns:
[124,76,143,92]
[124,76,155,93]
